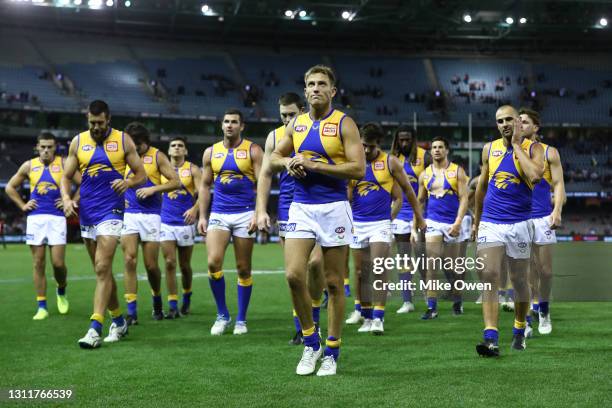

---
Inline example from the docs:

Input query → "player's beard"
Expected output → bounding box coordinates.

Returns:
[399,144,412,156]
[91,127,108,142]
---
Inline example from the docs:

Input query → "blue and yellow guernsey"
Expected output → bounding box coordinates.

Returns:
[396,146,426,222]
[28,155,63,217]
[531,142,553,218]
[423,162,460,224]
[77,128,126,225]
[292,109,348,204]
[124,146,162,214]
[210,139,256,214]
[350,151,394,222]
[161,161,197,226]
[274,125,295,222]
[482,138,536,224]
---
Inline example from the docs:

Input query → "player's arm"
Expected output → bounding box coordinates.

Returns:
[270,119,305,178]
[183,164,202,225]
[5,161,35,212]
[472,143,491,240]
[511,120,543,185]
[197,147,213,235]
[467,176,478,212]
[548,147,566,229]
[448,167,469,237]
[255,131,276,231]
[247,142,264,233]
[60,137,80,217]
[389,155,425,230]
[390,182,403,220]
[290,116,365,180]
[410,172,428,236]
[135,152,180,199]
[111,134,146,195]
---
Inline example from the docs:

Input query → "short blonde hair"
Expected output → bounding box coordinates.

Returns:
[304,65,336,87]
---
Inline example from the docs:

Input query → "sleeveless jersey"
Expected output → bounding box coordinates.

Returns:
[531,142,553,218]
[397,146,426,221]
[274,125,295,222]
[482,138,536,224]
[210,139,256,214]
[161,161,197,226]
[291,109,348,204]
[28,155,63,217]
[125,146,162,214]
[350,151,394,222]
[423,162,460,224]
[77,128,126,225]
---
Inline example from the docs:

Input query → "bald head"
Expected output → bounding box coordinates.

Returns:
[496,105,518,117]
[495,105,518,139]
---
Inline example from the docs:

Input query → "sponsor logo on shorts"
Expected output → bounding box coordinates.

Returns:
[478,236,486,242]
[294,125,307,132]
[106,141,118,152]
[374,161,385,170]
[353,236,358,243]
[143,155,153,164]
[51,164,61,173]
[518,241,527,252]
[183,234,190,240]
[236,150,247,159]
[181,169,191,178]
[81,145,94,152]
[26,234,34,240]
[214,152,225,159]
[492,150,503,157]
[335,227,345,234]
[285,223,296,232]
[322,123,338,137]
[209,219,221,226]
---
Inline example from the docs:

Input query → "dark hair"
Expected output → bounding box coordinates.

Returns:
[169,136,187,146]
[518,107,540,127]
[125,122,150,145]
[390,124,417,163]
[360,122,385,143]
[88,100,110,117]
[223,108,244,124]
[278,92,304,110]
[37,132,56,143]
[431,136,450,150]
[304,65,336,87]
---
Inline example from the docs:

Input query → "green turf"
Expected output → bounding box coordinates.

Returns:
[0,243,611,407]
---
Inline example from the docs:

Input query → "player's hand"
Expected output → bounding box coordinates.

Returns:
[448,222,461,237]
[511,117,523,147]
[183,207,198,225]
[54,198,64,210]
[21,199,38,212]
[110,179,129,195]
[247,213,258,234]
[286,155,307,178]
[255,211,271,232]
[62,198,78,218]
[197,218,208,236]
[549,211,562,230]
[415,215,427,232]
[136,187,155,200]
[410,228,418,243]
[470,223,478,242]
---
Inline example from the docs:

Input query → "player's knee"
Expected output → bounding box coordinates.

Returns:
[286,272,305,292]
[51,260,66,271]
[325,275,343,295]
[207,255,223,272]
[165,257,177,271]
[235,262,251,278]
[144,260,160,274]
[94,260,112,277]
[33,257,45,271]
[124,253,137,269]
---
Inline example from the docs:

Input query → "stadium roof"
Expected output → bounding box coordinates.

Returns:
[1,0,612,53]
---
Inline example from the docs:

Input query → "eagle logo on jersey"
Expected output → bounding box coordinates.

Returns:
[36,182,58,195]
[356,181,380,196]
[168,189,188,199]
[218,170,244,184]
[300,150,330,164]
[86,163,113,178]
[493,171,520,189]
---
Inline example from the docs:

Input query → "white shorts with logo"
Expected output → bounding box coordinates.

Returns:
[121,213,161,242]
[161,223,197,247]
[350,220,392,249]
[392,218,412,235]
[477,220,533,259]
[425,219,461,243]
[26,214,67,246]
[531,216,557,245]
[278,221,289,238]
[207,211,255,239]
[286,201,353,247]
[460,214,473,242]
[80,219,123,241]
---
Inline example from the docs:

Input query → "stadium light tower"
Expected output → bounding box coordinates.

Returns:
[106,0,114,7]
[506,17,514,25]
[599,17,608,27]
[463,14,472,23]
[519,17,527,24]
[201,4,209,14]
[74,0,82,6]
[299,10,307,18]
[124,0,131,7]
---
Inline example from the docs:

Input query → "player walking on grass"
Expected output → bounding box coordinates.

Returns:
[519,107,565,336]
[347,122,425,335]
[197,109,263,336]
[255,92,325,346]
[270,65,366,376]
[473,105,544,357]
[121,123,180,324]
[6,132,78,320]
[160,137,201,318]
[414,137,468,319]
[61,100,147,349]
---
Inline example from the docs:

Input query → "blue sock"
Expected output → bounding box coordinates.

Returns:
[236,278,253,322]
[302,327,320,351]
[57,286,66,296]
[293,314,301,332]
[539,301,549,315]
[312,306,320,326]
[152,295,162,311]
[112,314,125,326]
[37,299,47,309]
[127,301,137,316]
[427,297,437,310]
[90,320,103,335]
[355,302,362,313]
[484,328,499,344]
[208,272,229,318]
[361,307,373,320]
[532,302,540,313]
[373,308,385,320]
[399,272,413,302]
[169,299,178,311]
[324,336,340,361]
[526,315,533,325]
[182,291,192,306]
[506,288,515,300]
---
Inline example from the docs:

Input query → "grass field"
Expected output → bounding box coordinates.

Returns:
[0,242,611,407]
